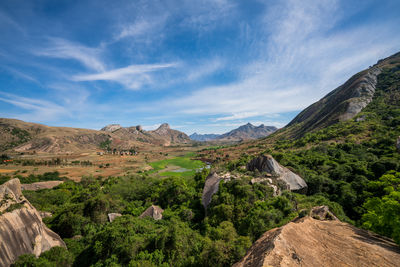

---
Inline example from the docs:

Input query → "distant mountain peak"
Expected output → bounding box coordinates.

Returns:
[158,123,170,130]
[190,123,277,142]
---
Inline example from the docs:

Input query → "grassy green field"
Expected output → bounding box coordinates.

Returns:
[148,152,205,177]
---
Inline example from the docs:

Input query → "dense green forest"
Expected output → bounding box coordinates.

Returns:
[7,67,400,266]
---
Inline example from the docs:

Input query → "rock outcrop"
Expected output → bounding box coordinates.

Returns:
[201,172,235,209]
[149,123,192,145]
[310,205,338,221]
[21,180,64,191]
[0,179,66,266]
[108,213,122,222]
[139,205,164,220]
[247,154,307,193]
[285,66,381,137]
[234,210,400,267]
[101,124,122,132]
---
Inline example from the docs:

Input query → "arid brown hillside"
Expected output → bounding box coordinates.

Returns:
[0,118,110,153]
[0,118,192,153]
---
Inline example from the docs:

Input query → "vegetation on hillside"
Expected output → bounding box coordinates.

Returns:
[11,61,400,266]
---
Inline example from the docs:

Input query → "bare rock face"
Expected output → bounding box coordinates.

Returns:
[247,155,307,193]
[286,66,382,137]
[21,180,64,191]
[101,124,122,132]
[0,179,66,266]
[201,172,235,209]
[234,215,400,267]
[139,205,164,220]
[108,213,122,222]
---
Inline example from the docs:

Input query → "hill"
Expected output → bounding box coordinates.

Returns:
[189,132,220,141]
[282,51,400,138]
[190,123,277,142]
[0,119,192,153]
[217,123,277,141]
[0,118,110,153]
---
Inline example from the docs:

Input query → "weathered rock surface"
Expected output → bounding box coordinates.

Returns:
[149,123,192,146]
[21,180,64,191]
[108,213,122,222]
[247,154,307,193]
[101,124,122,132]
[285,66,381,137]
[216,123,277,142]
[201,172,234,209]
[310,205,338,221]
[139,205,164,220]
[39,211,53,218]
[234,214,400,267]
[0,179,66,267]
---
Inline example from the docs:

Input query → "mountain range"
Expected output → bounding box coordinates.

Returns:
[0,120,278,153]
[190,123,277,142]
[0,119,191,153]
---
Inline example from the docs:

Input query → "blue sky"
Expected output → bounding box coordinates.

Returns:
[0,0,399,134]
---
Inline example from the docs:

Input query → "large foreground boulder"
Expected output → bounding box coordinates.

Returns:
[247,154,307,193]
[0,179,66,266]
[233,210,400,267]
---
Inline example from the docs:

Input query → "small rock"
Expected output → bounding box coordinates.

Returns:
[139,205,164,220]
[108,213,122,222]
[310,206,338,221]
[39,211,52,218]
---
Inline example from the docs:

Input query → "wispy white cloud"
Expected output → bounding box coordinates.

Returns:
[72,63,178,89]
[0,66,39,83]
[179,0,237,32]
[0,92,69,121]
[144,0,400,126]
[215,112,261,121]
[0,10,25,33]
[34,38,105,72]
[185,58,224,82]
[114,15,168,41]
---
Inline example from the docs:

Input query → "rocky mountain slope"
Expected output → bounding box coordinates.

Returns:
[0,118,191,153]
[283,51,400,138]
[148,123,191,145]
[0,178,65,266]
[234,207,400,267]
[189,132,220,141]
[101,122,191,147]
[190,123,277,142]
